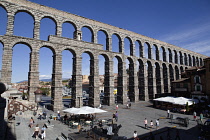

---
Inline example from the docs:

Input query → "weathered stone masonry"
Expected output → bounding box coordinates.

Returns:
[0,0,207,111]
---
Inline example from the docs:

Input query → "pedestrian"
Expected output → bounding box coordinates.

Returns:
[29,117,34,128]
[33,124,40,139]
[129,102,131,108]
[167,109,170,118]
[144,118,148,129]
[193,111,197,121]
[57,110,60,120]
[156,119,159,130]
[115,111,118,122]
[41,125,46,139]
[200,113,203,122]
[133,130,139,140]
[126,103,129,109]
[116,104,119,110]
[150,120,153,128]
[112,113,116,124]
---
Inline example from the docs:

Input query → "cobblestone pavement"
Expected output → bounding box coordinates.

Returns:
[14,101,205,140]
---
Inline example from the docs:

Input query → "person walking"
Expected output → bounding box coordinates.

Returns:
[193,111,197,121]
[144,118,148,129]
[133,130,139,140]
[41,125,46,139]
[200,113,203,123]
[150,120,153,129]
[156,119,159,130]
[116,104,119,110]
[115,111,118,122]
[29,117,34,128]
[167,109,170,118]
[33,124,40,139]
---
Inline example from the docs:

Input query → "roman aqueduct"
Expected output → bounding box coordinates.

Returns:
[0,0,207,111]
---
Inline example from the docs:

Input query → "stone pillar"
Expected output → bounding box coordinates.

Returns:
[56,24,62,37]
[71,57,83,108]
[130,43,134,56]
[144,64,149,101]
[28,51,40,102]
[106,37,112,51]
[122,61,128,104]
[73,30,82,40]
[152,66,157,98]
[166,65,171,93]
[160,67,164,94]
[1,46,12,84]
[92,31,97,43]
[120,40,124,53]
[51,54,63,111]
[6,13,14,35]
[104,60,115,106]
[92,58,100,107]
[33,20,40,39]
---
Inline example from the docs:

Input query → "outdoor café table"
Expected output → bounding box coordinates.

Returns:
[85,121,92,126]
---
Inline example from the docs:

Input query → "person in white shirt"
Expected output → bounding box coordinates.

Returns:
[133,130,139,140]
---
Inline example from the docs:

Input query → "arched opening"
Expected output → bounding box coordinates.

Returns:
[147,61,153,99]
[14,11,34,38]
[200,58,203,66]
[174,50,178,64]
[162,63,168,93]
[97,30,107,51]
[40,17,56,41]
[184,53,188,65]
[12,43,31,84]
[127,57,135,102]
[124,37,132,56]
[160,47,166,62]
[112,34,121,53]
[179,51,183,65]
[175,66,179,80]
[138,59,145,100]
[168,48,173,63]
[152,45,159,60]
[144,42,151,59]
[155,63,161,94]
[180,66,184,73]
[61,49,74,105]
[135,40,142,58]
[188,54,192,66]
[169,65,174,84]
[192,56,196,66]
[81,26,93,43]
[113,56,123,104]
[0,6,7,35]
[62,22,76,39]
[0,42,3,70]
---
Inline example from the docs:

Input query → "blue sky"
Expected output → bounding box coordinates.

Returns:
[0,0,210,83]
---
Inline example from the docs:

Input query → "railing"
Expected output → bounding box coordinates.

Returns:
[7,99,38,119]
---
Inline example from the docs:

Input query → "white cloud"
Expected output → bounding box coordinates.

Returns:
[39,75,51,79]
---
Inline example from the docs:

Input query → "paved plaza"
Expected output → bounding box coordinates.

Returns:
[13,101,204,140]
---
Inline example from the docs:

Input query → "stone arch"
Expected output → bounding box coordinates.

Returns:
[135,40,143,58]
[196,57,199,66]
[174,50,178,64]
[0,5,7,35]
[112,33,122,53]
[192,56,196,66]
[169,64,174,83]
[14,11,35,38]
[124,37,133,56]
[152,44,159,60]
[179,51,183,65]
[180,66,184,73]
[188,54,192,66]
[40,16,57,40]
[97,29,108,51]
[12,41,32,51]
[147,60,153,99]
[138,59,145,100]
[184,53,188,65]
[168,48,173,63]
[155,62,161,94]
[175,65,179,80]
[144,42,151,59]
[113,55,124,104]
[162,63,168,93]
[81,25,94,43]
[62,21,77,39]
[161,46,166,62]
[127,57,135,102]
[200,58,203,66]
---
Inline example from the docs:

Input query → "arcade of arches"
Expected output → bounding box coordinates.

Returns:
[0,0,207,111]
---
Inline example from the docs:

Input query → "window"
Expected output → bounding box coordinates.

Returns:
[176,83,180,88]
[195,84,202,91]
[184,83,188,88]
[194,75,201,83]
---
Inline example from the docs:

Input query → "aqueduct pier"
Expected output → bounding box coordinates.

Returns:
[0,0,207,111]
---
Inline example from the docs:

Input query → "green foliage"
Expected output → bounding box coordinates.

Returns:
[40,87,50,96]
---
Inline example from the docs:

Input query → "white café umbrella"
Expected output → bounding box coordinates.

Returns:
[62,107,78,113]
[80,106,107,114]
